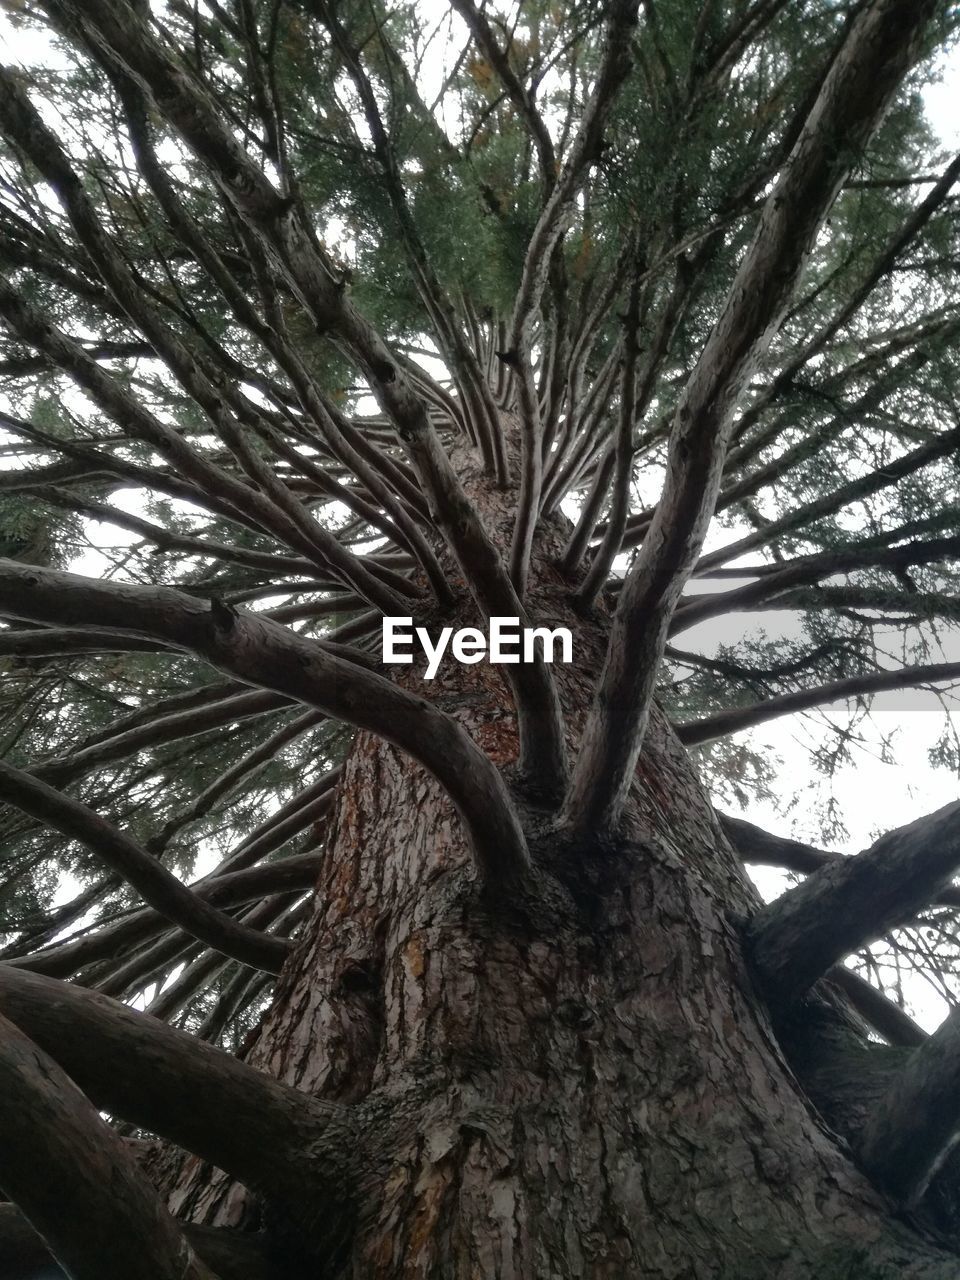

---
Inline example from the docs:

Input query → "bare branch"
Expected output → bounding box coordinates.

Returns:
[857,1004,960,1205]
[0,1204,289,1280]
[747,802,960,1005]
[563,0,940,834]
[0,1010,216,1280]
[0,557,530,884]
[677,662,960,745]
[0,965,355,1236]
[0,759,292,973]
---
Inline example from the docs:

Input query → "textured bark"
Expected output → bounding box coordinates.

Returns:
[164,446,960,1277]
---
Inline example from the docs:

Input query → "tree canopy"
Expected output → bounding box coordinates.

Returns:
[2,0,960,1272]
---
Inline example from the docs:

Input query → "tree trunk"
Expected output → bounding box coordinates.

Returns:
[166,444,960,1277]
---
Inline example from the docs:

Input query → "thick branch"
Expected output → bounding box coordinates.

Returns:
[721,812,960,911]
[747,802,960,1005]
[0,1205,288,1280]
[0,1011,216,1280]
[0,965,355,1229]
[0,626,166,656]
[0,557,529,884]
[0,759,292,974]
[857,1005,960,1205]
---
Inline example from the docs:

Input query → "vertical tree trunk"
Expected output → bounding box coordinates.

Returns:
[167,445,959,1277]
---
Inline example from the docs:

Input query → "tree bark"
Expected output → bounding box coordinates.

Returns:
[163,446,960,1277]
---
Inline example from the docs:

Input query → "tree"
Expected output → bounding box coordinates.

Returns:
[2,0,960,1273]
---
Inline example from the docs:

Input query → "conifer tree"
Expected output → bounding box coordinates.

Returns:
[2,1,960,1274]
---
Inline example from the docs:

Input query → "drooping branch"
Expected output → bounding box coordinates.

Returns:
[563,0,939,834]
[0,410,289,539]
[0,277,380,599]
[0,557,530,884]
[857,1004,960,1205]
[7,853,321,980]
[25,485,319,577]
[0,873,115,961]
[0,759,292,974]
[0,1010,216,1280]
[676,662,960,745]
[754,585,960,624]
[747,801,960,1005]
